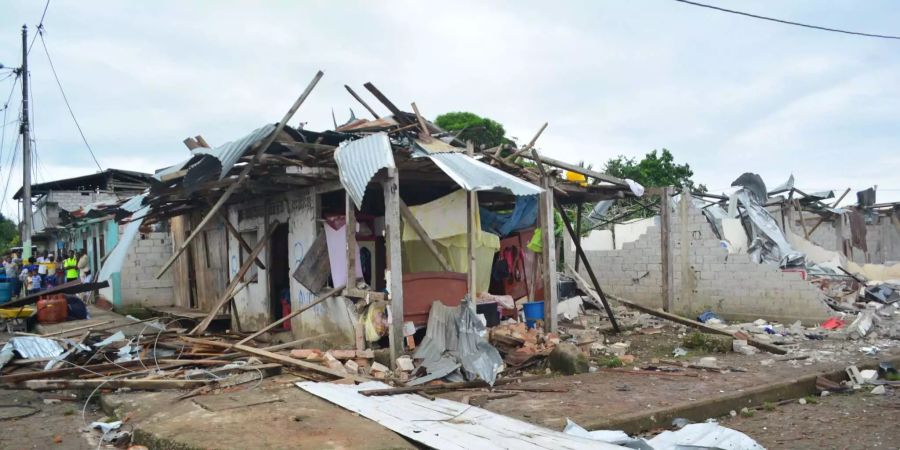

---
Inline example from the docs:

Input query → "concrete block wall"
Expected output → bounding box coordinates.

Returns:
[790,209,900,265]
[119,231,175,307]
[570,195,833,325]
[47,191,120,212]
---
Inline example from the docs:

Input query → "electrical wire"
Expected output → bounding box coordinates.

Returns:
[38,29,104,172]
[673,0,900,40]
[25,0,51,56]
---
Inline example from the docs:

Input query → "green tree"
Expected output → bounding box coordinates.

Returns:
[434,112,508,149]
[0,213,18,254]
[603,149,705,191]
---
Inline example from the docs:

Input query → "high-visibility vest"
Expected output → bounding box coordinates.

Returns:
[65,257,79,279]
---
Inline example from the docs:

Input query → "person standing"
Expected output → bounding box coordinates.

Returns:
[64,251,79,283]
[77,249,91,282]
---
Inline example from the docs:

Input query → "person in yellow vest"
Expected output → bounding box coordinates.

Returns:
[64,251,79,282]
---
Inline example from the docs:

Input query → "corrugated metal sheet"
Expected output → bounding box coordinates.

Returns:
[1,337,66,359]
[193,124,276,180]
[119,194,147,213]
[417,151,543,197]
[333,133,395,208]
[98,205,149,282]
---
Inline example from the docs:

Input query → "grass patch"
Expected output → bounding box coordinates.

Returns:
[885,372,900,382]
[804,395,819,405]
[762,401,776,411]
[682,332,732,353]
[63,408,75,416]
[740,408,755,418]
[596,355,623,368]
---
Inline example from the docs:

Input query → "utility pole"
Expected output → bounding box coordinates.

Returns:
[20,25,33,260]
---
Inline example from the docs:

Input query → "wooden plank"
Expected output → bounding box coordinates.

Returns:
[155,70,325,279]
[382,167,405,368]
[344,84,380,119]
[466,141,477,298]
[660,186,674,312]
[234,285,343,346]
[0,359,154,384]
[183,338,368,382]
[218,210,266,270]
[170,215,192,308]
[536,174,558,331]
[20,379,209,391]
[574,203,583,272]
[363,82,414,126]
[557,208,620,332]
[291,232,330,293]
[515,152,628,187]
[793,199,810,239]
[343,288,387,302]
[346,192,358,287]
[410,102,432,142]
[807,187,850,236]
[504,122,548,162]
[399,199,451,272]
[568,267,786,355]
[190,221,280,335]
[38,320,114,337]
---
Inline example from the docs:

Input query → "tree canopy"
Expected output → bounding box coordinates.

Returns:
[434,111,507,149]
[0,213,18,254]
[604,149,705,192]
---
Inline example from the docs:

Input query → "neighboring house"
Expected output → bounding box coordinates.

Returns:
[13,169,153,254]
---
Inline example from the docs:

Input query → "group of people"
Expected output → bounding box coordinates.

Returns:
[1,249,91,298]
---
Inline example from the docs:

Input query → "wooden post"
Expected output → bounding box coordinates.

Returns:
[382,168,404,367]
[574,203,583,272]
[218,210,266,270]
[660,186,674,312]
[466,142,477,299]
[155,70,324,279]
[555,201,620,332]
[540,176,558,332]
[345,193,358,288]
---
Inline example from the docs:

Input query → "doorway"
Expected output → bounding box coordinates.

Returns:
[269,223,290,323]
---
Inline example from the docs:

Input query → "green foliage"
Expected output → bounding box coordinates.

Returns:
[434,111,507,149]
[763,401,776,411]
[596,355,624,368]
[0,213,18,254]
[604,149,706,192]
[740,408,755,418]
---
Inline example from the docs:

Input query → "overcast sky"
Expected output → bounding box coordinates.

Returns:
[1,0,898,219]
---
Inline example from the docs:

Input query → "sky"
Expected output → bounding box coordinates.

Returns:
[0,0,898,219]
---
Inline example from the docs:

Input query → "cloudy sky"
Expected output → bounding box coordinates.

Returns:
[1,0,898,218]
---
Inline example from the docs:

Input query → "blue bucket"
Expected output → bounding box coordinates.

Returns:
[0,281,12,304]
[522,301,544,329]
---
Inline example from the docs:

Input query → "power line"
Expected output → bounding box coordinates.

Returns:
[673,0,900,40]
[38,28,103,172]
[26,0,51,56]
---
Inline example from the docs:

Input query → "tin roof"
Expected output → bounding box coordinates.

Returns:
[333,133,395,208]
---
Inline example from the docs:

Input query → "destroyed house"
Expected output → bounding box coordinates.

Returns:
[12,169,153,254]
[99,82,638,361]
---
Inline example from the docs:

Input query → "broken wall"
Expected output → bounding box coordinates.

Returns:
[569,194,833,325]
[789,209,900,265]
[119,231,176,306]
[228,190,357,346]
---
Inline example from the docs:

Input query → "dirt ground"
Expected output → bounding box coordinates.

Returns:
[721,387,900,450]
[0,388,105,450]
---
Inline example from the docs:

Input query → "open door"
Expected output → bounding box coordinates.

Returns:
[269,223,290,323]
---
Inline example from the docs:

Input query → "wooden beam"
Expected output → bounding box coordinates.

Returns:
[660,186,674,312]
[807,187,851,237]
[363,82,414,126]
[515,152,628,187]
[182,338,368,382]
[20,379,210,391]
[504,122,548,162]
[410,102,432,142]
[234,285,343,346]
[574,203,583,272]
[466,142,477,298]
[0,359,153,384]
[398,200,452,272]
[382,167,405,368]
[346,193,358,287]
[218,210,266,270]
[155,70,324,279]
[794,199,810,239]
[344,84,380,119]
[194,135,211,148]
[190,221,281,335]
[342,287,387,302]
